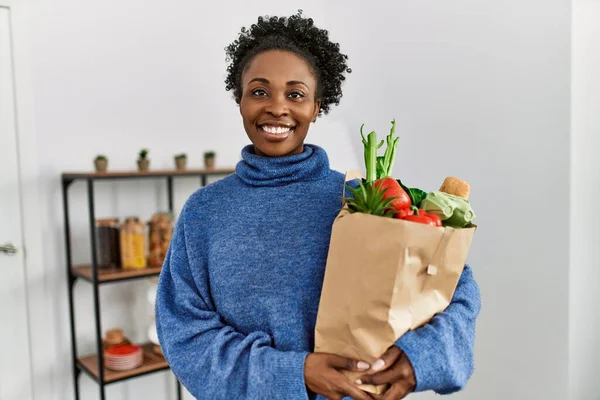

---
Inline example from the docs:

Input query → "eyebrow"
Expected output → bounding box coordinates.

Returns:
[247,78,309,89]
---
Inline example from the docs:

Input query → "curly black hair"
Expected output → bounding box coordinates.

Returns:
[224,10,351,116]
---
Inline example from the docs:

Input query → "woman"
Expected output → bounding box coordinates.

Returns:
[155,11,481,400]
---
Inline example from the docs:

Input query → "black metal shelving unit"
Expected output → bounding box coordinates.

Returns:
[61,167,235,400]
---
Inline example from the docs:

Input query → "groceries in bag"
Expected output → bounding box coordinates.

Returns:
[315,119,478,395]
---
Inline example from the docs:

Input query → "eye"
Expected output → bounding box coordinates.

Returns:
[251,89,268,97]
[288,91,305,99]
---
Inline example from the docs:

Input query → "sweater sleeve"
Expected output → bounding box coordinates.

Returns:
[395,265,481,395]
[155,202,310,400]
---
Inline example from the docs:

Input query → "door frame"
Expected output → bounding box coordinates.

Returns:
[1,1,56,399]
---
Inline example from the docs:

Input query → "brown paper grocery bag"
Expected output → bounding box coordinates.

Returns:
[314,171,476,395]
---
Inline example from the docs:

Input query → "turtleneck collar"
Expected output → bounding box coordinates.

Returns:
[235,144,331,187]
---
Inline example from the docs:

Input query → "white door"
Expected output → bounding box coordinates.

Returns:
[0,5,34,400]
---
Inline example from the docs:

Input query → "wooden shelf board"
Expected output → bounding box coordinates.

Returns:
[77,343,168,384]
[72,265,163,283]
[62,168,235,180]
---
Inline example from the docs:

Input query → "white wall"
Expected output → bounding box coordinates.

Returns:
[569,1,600,399]
[23,0,573,399]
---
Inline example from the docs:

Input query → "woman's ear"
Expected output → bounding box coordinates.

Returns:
[312,100,321,123]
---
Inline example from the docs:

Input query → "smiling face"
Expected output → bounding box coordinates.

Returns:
[239,50,321,157]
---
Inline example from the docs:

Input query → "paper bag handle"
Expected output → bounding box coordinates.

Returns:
[341,170,365,208]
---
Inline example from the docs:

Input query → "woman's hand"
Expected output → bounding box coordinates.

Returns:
[305,353,375,400]
[355,346,416,400]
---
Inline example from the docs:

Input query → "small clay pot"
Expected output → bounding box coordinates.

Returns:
[137,158,150,172]
[204,156,215,170]
[175,157,187,170]
[95,158,108,173]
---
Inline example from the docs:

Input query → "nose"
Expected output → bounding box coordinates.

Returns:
[265,94,289,117]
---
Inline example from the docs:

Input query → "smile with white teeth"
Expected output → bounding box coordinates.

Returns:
[260,125,293,135]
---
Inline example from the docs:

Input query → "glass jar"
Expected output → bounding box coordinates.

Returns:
[147,212,173,268]
[119,217,147,269]
[95,218,121,268]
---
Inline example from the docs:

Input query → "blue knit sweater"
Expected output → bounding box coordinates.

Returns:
[155,144,481,399]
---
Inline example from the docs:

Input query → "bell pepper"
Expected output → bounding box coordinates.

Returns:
[402,214,436,226]
[375,177,412,214]
[422,211,442,227]
[401,209,433,226]
[401,209,442,227]
[395,207,414,219]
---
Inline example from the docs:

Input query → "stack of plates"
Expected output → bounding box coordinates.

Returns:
[104,344,143,371]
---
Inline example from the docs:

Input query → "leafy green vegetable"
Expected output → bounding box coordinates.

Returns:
[397,179,428,208]
[397,179,411,199]
[409,188,428,208]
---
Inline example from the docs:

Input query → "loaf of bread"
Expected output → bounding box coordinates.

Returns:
[439,177,470,199]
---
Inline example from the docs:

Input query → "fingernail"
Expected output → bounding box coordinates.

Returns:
[372,359,385,371]
[357,361,370,370]
[355,379,362,385]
